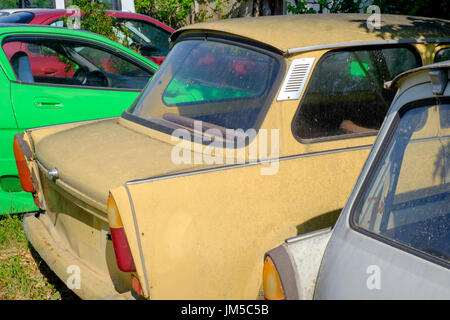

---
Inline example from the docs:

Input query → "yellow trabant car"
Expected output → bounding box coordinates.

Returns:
[15,14,450,299]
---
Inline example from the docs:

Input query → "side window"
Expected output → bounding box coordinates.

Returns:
[434,48,450,63]
[49,19,65,27]
[49,17,171,59]
[117,19,171,57]
[2,38,153,90]
[292,47,421,140]
[353,103,449,264]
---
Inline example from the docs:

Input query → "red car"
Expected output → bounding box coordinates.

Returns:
[0,9,174,66]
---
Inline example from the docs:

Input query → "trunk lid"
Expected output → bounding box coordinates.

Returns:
[33,117,207,207]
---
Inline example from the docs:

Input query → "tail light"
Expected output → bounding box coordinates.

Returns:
[106,194,136,272]
[13,137,35,193]
[131,275,143,296]
[262,255,286,300]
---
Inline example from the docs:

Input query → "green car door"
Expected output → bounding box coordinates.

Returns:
[0,26,158,214]
[0,63,29,214]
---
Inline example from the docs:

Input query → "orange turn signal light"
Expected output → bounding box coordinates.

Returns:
[263,255,286,300]
[13,137,35,193]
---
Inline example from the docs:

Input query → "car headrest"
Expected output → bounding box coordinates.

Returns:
[10,51,34,83]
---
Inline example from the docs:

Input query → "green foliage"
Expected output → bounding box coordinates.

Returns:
[212,0,229,20]
[196,6,210,23]
[41,46,77,73]
[0,0,54,9]
[32,0,54,7]
[0,0,18,9]
[324,0,362,13]
[65,0,134,50]
[287,0,449,19]
[0,214,79,299]
[135,0,194,29]
[373,0,450,20]
[287,0,316,14]
[195,0,231,22]
[287,0,362,14]
[0,214,27,249]
[135,0,233,28]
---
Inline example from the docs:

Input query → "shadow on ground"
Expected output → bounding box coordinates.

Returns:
[28,243,80,300]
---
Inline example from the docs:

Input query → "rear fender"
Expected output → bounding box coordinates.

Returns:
[109,185,150,298]
[265,228,332,300]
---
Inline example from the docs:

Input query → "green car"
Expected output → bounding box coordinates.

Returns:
[0,24,157,214]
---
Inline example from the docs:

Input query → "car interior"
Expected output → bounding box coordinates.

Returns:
[293,48,421,140]
[10,51,35,83]
[355,104,449,263]
[3,38,151,90]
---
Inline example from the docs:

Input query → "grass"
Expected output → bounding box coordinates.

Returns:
[0,214,79,300]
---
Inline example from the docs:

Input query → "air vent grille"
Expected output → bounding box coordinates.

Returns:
[277,58,315,101]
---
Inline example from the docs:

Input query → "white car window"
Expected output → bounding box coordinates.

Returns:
[354,103,449,264]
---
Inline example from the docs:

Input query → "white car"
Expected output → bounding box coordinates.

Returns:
[263,60,450,299]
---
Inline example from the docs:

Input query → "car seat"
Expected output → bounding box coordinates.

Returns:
[10,51,34,83]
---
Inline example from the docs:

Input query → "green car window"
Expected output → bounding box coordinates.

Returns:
[292,47,421,140]
[2,38,152,90]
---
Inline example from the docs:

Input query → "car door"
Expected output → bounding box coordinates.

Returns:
[314,96,450,299]
[1,34,154,129]
[0,63,35,214]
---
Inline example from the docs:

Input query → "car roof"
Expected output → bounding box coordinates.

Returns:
[0,23,158,70]
[0,8,174,32]
[172,14,450,54]
[0,23,101,37]
[0,23,140,55]
[0,8,62,14]
[390,60,450,88]
[383,60,450,120]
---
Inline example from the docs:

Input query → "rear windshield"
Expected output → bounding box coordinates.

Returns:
[0,12,34,23]
[127,38,281,136]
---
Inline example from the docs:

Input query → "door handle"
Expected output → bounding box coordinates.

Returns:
[34,97,64,109]
[40,67,58,75]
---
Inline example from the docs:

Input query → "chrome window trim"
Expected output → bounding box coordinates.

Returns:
[286,39,450,55]
[285,227,332,244]
[125,144,372,186]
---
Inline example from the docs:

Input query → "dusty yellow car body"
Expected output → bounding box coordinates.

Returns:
[19,14,450,299]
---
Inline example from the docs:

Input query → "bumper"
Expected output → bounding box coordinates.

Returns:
[23,212,134,300]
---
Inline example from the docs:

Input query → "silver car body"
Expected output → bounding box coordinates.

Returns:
[266,61,450,299]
